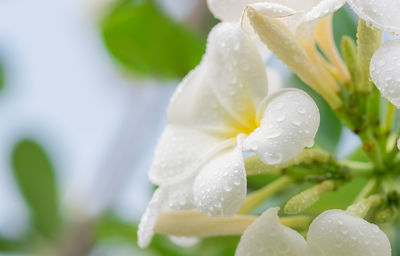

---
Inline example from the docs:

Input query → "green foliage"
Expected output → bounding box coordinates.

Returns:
[95,216,239,256]
[11,139,60,239]
[290,75,343,155]
[101,0,205,79]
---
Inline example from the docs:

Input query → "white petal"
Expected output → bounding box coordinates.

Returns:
[138,188,167,248]
[168,22,269,137]
[348,0,400,34]
[235,207,307,256]
[149,125,232,185]
[243,89,320,164]
[307,210,391,256]
[266,68,284,94]
[303,0,346,23]
[165,176,196,210]
[207,0,252,22]
[370,40,400,107]
[193,147,246,217]
[247,2,296,18]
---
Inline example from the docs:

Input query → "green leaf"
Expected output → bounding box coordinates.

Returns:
[11,139,60,239]
[101,0,205,79]
[289,75,343,155]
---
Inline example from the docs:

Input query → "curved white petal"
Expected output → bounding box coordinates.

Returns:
[193,147,246,217]
[168,22,269,137]
[138,181,197,248]
[348,0,400,34]
[303,0,346,23]
[243,89,320,164]
[138,188,167,248]
[370,40,400,107]
[165,176,196,210]
[235,207,307,256]
[247,2,296,18]
[149,125,232,185]
[307,210,391,256]
[207,0,252,22]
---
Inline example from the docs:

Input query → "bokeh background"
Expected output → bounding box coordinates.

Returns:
[0,0,397,255]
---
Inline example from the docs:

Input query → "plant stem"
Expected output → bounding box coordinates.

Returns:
[284,180,335,214]
[382,102,396,134]
[347,194,383,218]
[154,210,313,237]
[245,149,331,175]
[238,176,294,214]
[354,178,377,203]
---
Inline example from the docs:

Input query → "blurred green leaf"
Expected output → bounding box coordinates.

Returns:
[290,75,343,155]
[101,0,205,79]
[11,139,60,239]
[95,215,239,256]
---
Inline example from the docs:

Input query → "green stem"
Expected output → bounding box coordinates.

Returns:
[340,160,374,177]
[360,130,384,170]
[284,180,335,214]
[354,178,377,203]
[356,19,382,93]
[238,176,294,214]
[245,149,331,175]
[382,102,396,134]
[347,194,383,218]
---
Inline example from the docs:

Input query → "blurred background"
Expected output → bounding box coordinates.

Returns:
[0,0,393,255]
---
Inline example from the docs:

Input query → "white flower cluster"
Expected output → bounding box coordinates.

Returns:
[139,0,397,254]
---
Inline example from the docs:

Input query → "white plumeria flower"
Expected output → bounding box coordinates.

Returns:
[347,0,400,35]
[138,22,320,248]
[236,207,392,256]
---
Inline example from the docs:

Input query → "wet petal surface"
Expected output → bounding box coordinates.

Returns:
[348,0,400,34]
[307,210,391,256]
[193,147,246,217]
[370,40,400,107]
[235,207,307,256]
[243,89,320,164]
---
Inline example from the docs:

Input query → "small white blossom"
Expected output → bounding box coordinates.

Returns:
[236,207,392,256]
[138,22,320,248]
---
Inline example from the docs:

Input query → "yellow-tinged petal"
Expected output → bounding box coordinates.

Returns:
[243,89,320,165]
[315,15,350,84]
[168,22,269,137]
[246,6,332,100]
